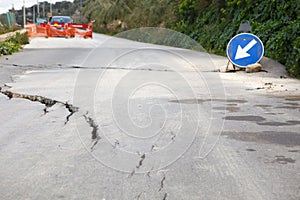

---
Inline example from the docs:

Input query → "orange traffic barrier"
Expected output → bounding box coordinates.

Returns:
[26,22,93,38]
[26,23,47,37]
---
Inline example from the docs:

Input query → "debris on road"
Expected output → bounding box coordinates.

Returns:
[246,63,262,73]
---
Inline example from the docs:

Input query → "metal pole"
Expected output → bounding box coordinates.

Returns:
[80,0,82,23]
[23,0,26,27]
[37,0,40,18]
[7,13,11,27]
[33,5,35,23]
[42,2,45,18]
[50,3,52,16]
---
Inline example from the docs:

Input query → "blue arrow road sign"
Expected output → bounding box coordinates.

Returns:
[226,33,264,67]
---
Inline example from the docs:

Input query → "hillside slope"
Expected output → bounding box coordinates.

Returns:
[83,0,299,78]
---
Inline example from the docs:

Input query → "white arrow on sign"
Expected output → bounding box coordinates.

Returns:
[235,39,257,60]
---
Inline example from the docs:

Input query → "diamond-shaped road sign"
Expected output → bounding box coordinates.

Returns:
[226,33,264,68]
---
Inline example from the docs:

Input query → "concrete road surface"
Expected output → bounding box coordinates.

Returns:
[0,31,299,200]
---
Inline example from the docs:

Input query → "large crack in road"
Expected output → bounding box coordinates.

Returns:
[0,87,99,150]
[1,63,176,72]
[83,112,101,150]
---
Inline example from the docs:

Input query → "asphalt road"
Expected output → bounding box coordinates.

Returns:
[0,32,299,200]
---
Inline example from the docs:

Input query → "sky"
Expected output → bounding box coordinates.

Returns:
[0,0,73,14]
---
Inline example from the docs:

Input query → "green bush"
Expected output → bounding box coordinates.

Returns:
[0,25,21,35]
[174,0,300,78]
[15,32,29,45]
[0,32,29,56]
[82,0,299,77]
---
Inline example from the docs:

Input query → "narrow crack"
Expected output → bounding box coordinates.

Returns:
[43,107,50,115]
[0,88,78,124]
[128,169,135,178]
[68,65,174,72]
[83,113,100,150]
[144,166,154,178]
[162,193,168,200]
[136,153,146,169]
[151,144,158,152]
[136,192,144,200]
[2,63,176,72]
[100,66,174,72]
[65,103,79,124]
[146,171,151,178]
[170,131,176,142]
[113,139,120,149]
[158,176,166,192]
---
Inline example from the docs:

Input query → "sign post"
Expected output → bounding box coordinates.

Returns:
[226,33,264,68]
[23,0,26,28]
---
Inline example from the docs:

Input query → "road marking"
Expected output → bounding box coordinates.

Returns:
[235,39,257,60]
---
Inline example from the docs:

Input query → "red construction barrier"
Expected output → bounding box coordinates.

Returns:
[26,22,93,38]
[26,23,47,37]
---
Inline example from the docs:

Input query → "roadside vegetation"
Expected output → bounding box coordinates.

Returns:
[0,25,21,35]
[0,31,29,56]
[82,0,175,34]
[174,0,299,78]
[82,0,299,78]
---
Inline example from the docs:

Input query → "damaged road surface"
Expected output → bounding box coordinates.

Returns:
[0,88,78,122]
[0,35,300,200]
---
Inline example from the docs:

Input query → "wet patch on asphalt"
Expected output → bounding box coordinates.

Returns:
[288,149,300,153]
[285,96,300,101]
[275,105,300,109]
[169,98,248,104]
[284,102,299,106]
[246,148,256,152]
[224,115,266,122]
[224,115,300,127]
[227,103,238,106]
[222,131,300,146]
[255,104,272,108]
[257,120,300,126]
[252,102,300,113]
[265,113,277,115]
[169,98,247,114]
[212,106,240,112]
